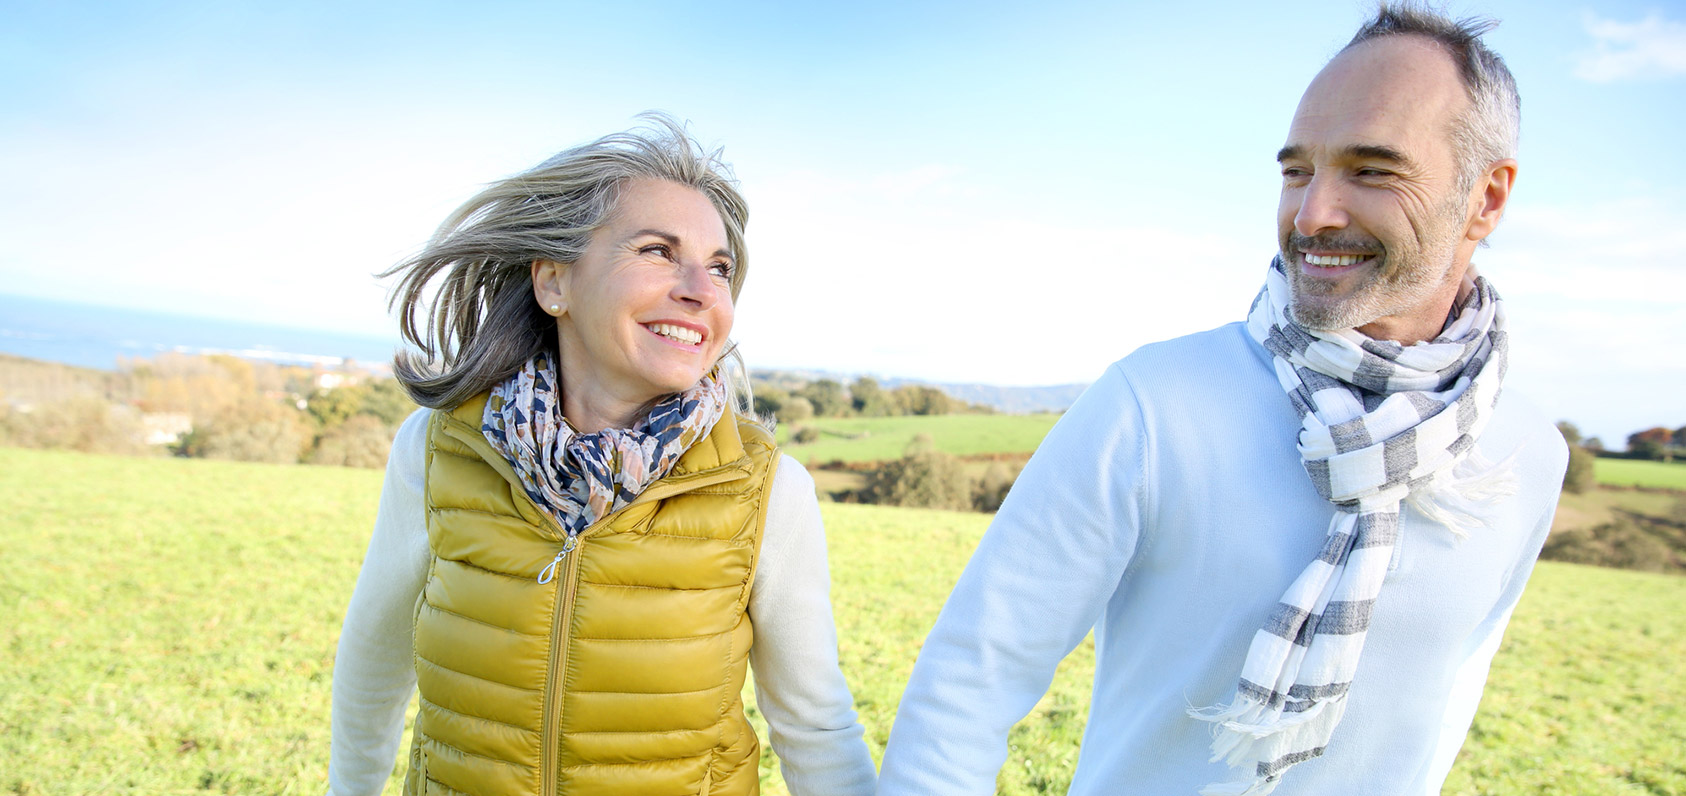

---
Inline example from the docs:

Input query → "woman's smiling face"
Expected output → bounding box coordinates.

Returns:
[539,179,736,423]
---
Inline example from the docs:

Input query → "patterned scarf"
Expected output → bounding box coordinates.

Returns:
[482,352,727,581]
[1189,257,1514,795]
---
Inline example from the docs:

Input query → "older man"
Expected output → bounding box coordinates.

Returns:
[876,6,1566,796]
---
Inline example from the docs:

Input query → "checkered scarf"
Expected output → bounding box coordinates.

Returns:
[1189,257,1514,795]
[481,351,726,576]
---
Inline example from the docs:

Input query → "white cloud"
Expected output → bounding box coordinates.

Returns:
[1574,12,1686,83]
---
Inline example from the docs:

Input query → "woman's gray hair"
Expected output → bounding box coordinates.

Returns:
[384,113,751,412]
[1343,2,1520,194]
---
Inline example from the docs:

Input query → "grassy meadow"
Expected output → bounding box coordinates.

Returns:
[774,413,1061,464]
[3,446,1684,794]
[1595,457,1686,490]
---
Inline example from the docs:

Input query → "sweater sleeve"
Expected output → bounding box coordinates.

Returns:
[326,408,434,796]
[876,364,1147,796]
[747,456,878,796]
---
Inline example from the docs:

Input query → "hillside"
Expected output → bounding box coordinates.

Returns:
[752,368,1087,414]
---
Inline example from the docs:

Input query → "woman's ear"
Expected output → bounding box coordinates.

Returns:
[532,259,568,317]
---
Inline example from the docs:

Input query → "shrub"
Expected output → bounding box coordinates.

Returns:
[0,398,152,455]
[183,398,311,464]
[779,396,814,423]
[792,426,821,444]
[1562,445,1596,495]
[308,414,394,468]
[974,460,1022,512]
[1540,520,1674,573]
[865,447,974,511]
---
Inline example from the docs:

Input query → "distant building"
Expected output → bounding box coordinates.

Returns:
[141,412,193,446]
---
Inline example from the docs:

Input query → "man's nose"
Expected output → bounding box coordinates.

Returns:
[1293,174,1349,237]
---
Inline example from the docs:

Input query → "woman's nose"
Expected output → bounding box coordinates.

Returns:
[670,261,719,309]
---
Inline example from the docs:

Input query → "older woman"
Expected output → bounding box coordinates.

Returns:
[327,117,876,796]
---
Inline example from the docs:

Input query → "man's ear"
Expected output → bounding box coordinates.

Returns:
[1466,158,1517,242]
[532,259,568,316]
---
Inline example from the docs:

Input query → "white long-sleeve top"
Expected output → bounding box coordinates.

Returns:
[877,323,1566,796]
[327,409,877,796]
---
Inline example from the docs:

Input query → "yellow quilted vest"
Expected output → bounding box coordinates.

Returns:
[404,394,779,796]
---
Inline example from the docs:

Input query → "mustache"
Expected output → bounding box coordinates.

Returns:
[1285,233,1383,255]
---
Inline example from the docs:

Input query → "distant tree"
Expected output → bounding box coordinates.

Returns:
[309,414,393,468]
[1584,436,1605,452]
[779,396,814,423]
[1555,421,1582,447]
[973,460,1022,512]
[0,397,151,455]
[306,384,365,429]
[1563,445,1597,494]
[359,379,418,429]
[866,440,973,511]
[1676,426,1686,449]
[892,384,954,416]
[850,377,891,417]
[752,386,788,420]
[1628,427,1674,461]
[801,379,850,417]
[183,398,310,464]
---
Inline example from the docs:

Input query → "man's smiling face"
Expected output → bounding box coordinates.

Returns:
[1276,34,1479,343]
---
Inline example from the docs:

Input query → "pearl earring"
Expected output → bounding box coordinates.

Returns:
[548,304,560,314]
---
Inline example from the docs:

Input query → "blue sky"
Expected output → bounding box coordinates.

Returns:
[2,0,1683,444]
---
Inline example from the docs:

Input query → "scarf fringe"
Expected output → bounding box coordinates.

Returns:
[1189,695,1348,796]
[1190,696,1343,759]
[1406,449,1519,539]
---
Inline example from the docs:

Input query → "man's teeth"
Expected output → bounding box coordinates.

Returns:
[1304,253,1369,267]
[647,323,702,345]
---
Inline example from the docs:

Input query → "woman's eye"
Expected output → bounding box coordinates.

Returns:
[708,263,733,280]
[641,244,672,258]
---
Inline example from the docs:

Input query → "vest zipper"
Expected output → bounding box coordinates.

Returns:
[533,463,747,794]
[537,533,578,584]
[540,535,585,796]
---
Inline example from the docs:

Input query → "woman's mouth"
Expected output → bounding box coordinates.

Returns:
[644,322,704,347]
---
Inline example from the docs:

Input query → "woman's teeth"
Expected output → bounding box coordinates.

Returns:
[1304,253,1369,267]
[647,323,702,345]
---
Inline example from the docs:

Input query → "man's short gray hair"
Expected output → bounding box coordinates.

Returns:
[1343,2,1520,193]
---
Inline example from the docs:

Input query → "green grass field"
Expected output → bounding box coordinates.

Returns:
[2,447,1682,794]
[775,413,1060,464]
[1596,457,1686,489]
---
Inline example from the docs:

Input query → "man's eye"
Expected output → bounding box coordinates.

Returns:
[1356,168,1392,178]
[1281,167,1310,179]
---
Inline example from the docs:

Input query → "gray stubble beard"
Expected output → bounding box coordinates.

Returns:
[1284,195,1470,335]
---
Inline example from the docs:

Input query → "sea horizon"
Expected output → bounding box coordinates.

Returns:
[0,293,405,374]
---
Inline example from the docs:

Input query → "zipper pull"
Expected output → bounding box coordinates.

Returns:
[537,534,579,584]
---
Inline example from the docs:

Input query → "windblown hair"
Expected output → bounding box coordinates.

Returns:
[383,113,750,411]
[1343,2,1520,193]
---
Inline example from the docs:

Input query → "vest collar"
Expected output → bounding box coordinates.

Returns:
[438,391,757,514]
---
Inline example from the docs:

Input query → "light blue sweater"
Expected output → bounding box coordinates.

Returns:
[877,322,1566,796]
